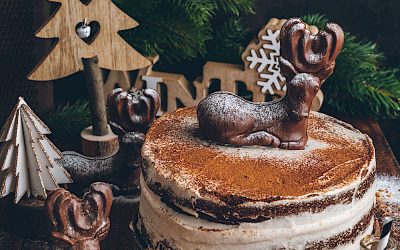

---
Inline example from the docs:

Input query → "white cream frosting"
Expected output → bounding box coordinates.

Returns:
[142,153,375,220]
[138,175,375,250]
[138,109,377,249]
[141,110,376,221]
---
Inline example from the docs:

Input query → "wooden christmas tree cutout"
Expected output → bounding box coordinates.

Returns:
[28,0,152,157]
[28,0,150,81]
[0,97,72,203]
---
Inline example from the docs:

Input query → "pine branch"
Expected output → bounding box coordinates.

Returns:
[166,0,218,26]
[303,14,400,119]
[113,0,161,18]
[301,13,328,30]
[206,17,248,63]
[214,0,256,16]
[45,100,91,141]
[114,0,254,62]
[325,68,400,119]
[124,18,212,62]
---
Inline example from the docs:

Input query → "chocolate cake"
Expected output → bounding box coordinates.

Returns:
[134,18,375,249]
[135,107,376,249]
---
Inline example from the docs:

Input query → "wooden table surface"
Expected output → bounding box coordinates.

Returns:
[0,118,398,249]
[342,118,400,176]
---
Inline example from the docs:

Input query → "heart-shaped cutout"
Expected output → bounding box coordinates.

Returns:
[79,0,92,6]
[75,20,100,45]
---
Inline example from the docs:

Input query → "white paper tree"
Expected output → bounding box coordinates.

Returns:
[0,97,72,203]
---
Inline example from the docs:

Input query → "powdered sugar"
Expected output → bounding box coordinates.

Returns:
[376,174,400,242]
[377,175,400,205]
[214,138,327,159]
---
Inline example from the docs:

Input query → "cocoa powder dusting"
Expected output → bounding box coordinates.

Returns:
[144,107,374,200]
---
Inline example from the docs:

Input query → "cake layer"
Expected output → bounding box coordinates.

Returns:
[135,175,375,249]
[142,107,376,223]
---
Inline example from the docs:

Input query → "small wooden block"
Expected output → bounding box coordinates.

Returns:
[81,125,119,157]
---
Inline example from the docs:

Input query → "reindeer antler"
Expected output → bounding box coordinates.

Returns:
[107,88,160,133]
[46,182,113,249]
[279,18,344,82]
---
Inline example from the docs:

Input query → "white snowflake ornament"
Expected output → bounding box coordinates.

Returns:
[245,29,286,95]
[243,18,318,97]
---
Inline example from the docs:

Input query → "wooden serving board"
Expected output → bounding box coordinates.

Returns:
[341,118,400,177]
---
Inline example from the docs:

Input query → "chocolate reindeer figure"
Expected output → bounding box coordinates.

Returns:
[59,88,160,196]
[197,18,344,150]
[61,132,144,195]
[46,182,113,250]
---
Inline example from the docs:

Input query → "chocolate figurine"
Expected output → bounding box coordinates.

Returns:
[46,182,113,250]
[58,87,161,197]
[107,88,160,133]
[197,18,344,150]
[60,132,144,195]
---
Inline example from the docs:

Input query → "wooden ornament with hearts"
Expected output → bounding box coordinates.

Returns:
[28,0,150,81]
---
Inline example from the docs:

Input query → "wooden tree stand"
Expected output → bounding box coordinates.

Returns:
[81,57,119,157]
[81,125,119,157]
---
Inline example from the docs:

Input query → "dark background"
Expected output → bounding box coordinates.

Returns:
[54,0,400,158]
[54,0,400,99]
[246,0,400,160]
[248,0,400,67]
[0,0,399,159]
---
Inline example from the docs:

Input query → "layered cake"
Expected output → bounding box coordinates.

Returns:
[135,108,376,249]
[134,18,376,249]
